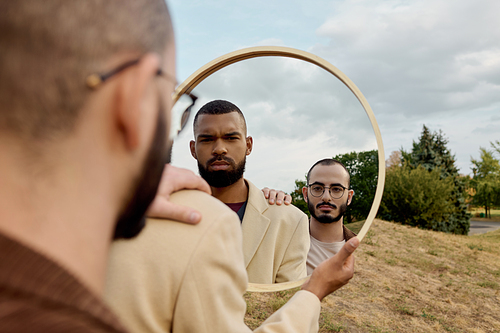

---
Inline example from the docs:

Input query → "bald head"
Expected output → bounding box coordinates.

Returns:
[307,158,351,188]
[0,0,173,140]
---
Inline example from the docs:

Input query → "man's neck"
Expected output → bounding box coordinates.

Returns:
[0,139,118,297]
[210,177,248,203]
[310,217,345,243]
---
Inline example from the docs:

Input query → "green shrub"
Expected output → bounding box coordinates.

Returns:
[380,165,458,232]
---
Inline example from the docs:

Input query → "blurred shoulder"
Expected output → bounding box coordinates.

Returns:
[169,189,231,213]
[113,190,239,251]
[265,200,308,223]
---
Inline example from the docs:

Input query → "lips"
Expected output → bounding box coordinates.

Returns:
[317,203,337,211]
[207,155,235,171]
[209,160,230,171]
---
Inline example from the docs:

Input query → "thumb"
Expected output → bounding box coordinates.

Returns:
[337,237,359,260]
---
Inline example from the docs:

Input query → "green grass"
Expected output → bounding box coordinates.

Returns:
[345,220,365,234]
[320,313,346,332]
[477,281,499,289]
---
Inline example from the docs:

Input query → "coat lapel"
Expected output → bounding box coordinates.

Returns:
[241,180,271,268]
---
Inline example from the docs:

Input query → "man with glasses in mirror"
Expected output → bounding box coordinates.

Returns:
[303,159,357,274]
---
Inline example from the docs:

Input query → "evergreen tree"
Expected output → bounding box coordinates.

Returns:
[404,125,470,234]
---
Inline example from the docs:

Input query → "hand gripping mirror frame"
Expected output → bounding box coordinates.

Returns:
[172,46,386,292]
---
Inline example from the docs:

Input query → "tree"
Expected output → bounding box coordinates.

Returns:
[399,125,470,234]
[380,165,456,231]
[290,179,309,217]
[334,150,378,223]
[471,147,500,179]
[470,147,500,218]
[491,140,500,156]
[386,150,402,169]
[407,125,458,177]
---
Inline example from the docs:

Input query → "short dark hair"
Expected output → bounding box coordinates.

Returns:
[193,100,246,133]
[306,158,351,188]
[0,0,173,140]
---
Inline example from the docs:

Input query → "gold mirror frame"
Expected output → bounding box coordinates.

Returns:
[172,46,385,292]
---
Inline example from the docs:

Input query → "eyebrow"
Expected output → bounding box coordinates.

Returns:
[309,182,346,188]
[224,132,242,137]
[197,131,242,139]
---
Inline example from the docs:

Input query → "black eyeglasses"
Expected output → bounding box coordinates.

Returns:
[85,58,197,140]
[170,92,197,140]
[307,183,347,199]
[85,58,177,88]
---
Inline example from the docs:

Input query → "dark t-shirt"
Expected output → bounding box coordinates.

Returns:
[225,201,248,222]
[0,232,128,333]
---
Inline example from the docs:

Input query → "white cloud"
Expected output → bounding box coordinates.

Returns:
[169,0,499,179]
[307,0,500,173]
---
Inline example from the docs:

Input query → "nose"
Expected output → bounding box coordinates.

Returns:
[321,188,332,202]
[212,139,227,156]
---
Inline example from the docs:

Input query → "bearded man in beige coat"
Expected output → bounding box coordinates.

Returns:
[187,100,310,284]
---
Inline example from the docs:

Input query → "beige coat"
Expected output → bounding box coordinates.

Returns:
[104,190,320,333]
[242,180,309,284]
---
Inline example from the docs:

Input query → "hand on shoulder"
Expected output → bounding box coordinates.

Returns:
[146,164,211,224]
[261,187,292,205]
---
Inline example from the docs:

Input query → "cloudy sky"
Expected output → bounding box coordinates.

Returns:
[167,0,500,192]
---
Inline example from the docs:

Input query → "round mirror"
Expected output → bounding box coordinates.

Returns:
[171,47,385,292]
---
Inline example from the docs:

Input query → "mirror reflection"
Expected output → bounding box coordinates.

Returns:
[171,57,378,284]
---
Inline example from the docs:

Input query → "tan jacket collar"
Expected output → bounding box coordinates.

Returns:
[241,179,271,267]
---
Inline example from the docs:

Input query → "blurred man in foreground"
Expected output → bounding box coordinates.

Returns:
[0,1,198,331]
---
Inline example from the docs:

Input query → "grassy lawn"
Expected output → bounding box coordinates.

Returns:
[244,220,500,332]
[469,207,500,221]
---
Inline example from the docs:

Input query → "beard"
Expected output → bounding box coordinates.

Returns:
[308,195,348,224]
[113,102,171,239]
[197,155,246,188]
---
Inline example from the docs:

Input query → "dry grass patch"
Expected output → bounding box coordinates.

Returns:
[244,219,500,332]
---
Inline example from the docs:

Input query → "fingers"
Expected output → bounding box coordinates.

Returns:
[339,237,359,258]
[275,191,285,205]
[147,199,202,224]
[261,187,292,205]
[146,164,208,224]
[283,193,292,205]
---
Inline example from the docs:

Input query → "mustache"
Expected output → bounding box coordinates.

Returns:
[206,155,235,167]
[316,202,337,209]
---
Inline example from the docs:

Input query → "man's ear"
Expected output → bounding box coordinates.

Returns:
[114,53,161,151]
[246,136,253,155]
[189,140,197,159]
[347,189,354,206]
[302,186,308,203]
